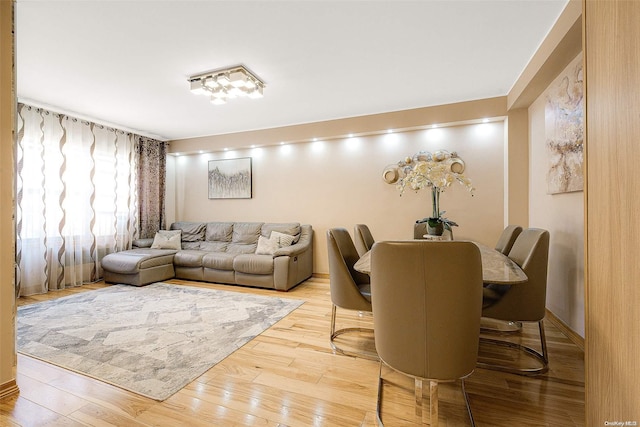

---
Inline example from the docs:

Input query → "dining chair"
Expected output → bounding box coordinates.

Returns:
[494,225,523,255]
[353,224,375,257]
[480,228,550,376]
[371,240,483,426]
[482,224,524,333]
[326,228,376,360]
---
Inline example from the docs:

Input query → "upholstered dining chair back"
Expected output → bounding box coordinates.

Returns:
[480,228,550,376]
[370,240,482,425]
[483,228,550,322]
[494,225,523,255]
[371,241,482,381]
[354,224,375,257]
[326,228,372,313]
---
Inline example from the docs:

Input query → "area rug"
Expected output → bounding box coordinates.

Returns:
[17,283,303,400]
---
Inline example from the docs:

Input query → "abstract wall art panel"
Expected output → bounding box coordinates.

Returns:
[208,157,252,199]
[545,57,584,194]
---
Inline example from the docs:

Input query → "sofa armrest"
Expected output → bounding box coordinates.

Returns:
[273,224,313,257]
[273,241,309,257]
[132,238,154,248]
[272,225,313,290]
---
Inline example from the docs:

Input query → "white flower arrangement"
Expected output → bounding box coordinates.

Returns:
[396,151,474,194]
[394,150,474,233]
[397,159,474,194]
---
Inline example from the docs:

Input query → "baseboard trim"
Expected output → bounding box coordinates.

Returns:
[0,379,19,400]
[545,309,584,352]
[312,273,329,280]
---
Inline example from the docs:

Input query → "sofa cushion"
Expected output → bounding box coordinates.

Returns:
[226,222,263,254]
[200,241,229,252]
[232,222,263,244]
[233,254,274,275]
[227,243,258,254]
[202,252,236,271]
[181,242,201,250]
[206,222,233,242]
[132,238,154,248]
[101,249,176,274]
[173,250,206,268]
[262,223,301,244]
[171,222,206,243]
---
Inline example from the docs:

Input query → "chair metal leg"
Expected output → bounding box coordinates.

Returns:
[376,363,475,427]
[477,319,549,376]
[429,380,437,426]
[376,362,384,427]
[538,319,549,365]
[330,304,337,336]
[461,379,476,427]
[415,378,423,418]
[329,304,377,360]
[480,317,523,335]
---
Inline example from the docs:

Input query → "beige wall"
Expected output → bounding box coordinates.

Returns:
[505,108,529,227]
[502,1,583,340]
[171,98,506,155]
[528,54,585,337]
[168,119,506,275]
[0,0,18,399]
[165,153,176,227]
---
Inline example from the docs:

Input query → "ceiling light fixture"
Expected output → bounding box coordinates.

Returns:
[188,65,265,105]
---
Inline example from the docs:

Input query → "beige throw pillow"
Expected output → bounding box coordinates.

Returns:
[151,230,182,250]
[255,235,279,255]
[270,231,295,247]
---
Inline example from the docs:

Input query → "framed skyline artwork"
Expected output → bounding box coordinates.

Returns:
[208,157,252,199]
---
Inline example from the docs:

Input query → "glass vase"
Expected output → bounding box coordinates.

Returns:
[431,187,440,219]
[427,187,444,236]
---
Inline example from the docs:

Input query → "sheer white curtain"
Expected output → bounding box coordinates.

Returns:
[16,105,138,296]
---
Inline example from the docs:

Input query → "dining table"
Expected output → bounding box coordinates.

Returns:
[353,240,527,285]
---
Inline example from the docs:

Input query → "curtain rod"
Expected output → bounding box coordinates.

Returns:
[17,98,168,142]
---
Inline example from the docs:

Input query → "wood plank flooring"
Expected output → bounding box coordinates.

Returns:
[3,278,585,426]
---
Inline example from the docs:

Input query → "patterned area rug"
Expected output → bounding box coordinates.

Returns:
[17,283,303,400]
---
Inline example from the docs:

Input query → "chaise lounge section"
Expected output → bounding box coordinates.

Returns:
[101,248,178,287]
[101,221,313,291]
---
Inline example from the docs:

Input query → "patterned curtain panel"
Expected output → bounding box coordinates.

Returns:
[16,104,138,296]
[137,136,168,239]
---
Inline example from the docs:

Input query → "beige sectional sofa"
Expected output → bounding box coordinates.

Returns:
[102,221,313,291]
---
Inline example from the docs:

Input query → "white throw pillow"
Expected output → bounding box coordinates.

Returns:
[255,235,279,255]
[151,230,182,250]
[270,231,295,247]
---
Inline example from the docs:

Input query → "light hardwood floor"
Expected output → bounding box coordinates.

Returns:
[3,278,584,426]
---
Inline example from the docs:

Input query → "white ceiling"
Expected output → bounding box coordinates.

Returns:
[16,0,568,141]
